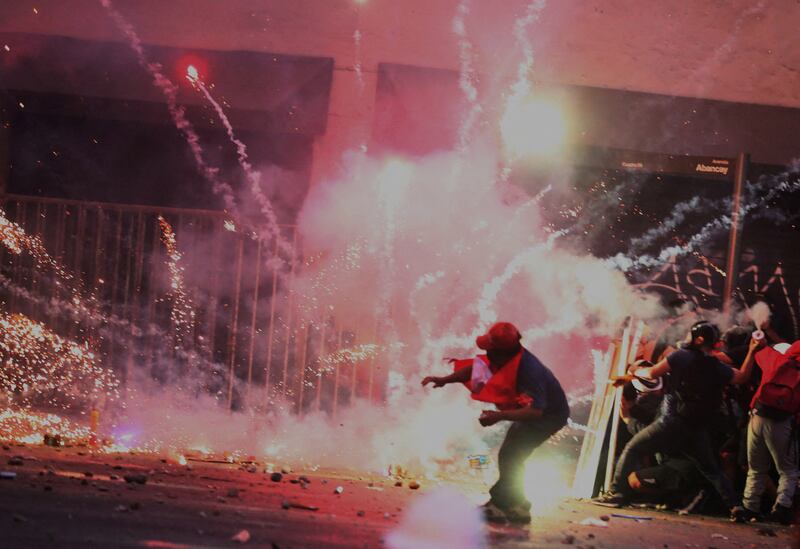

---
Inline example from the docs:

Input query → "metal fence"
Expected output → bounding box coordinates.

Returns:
[0,194,385,415]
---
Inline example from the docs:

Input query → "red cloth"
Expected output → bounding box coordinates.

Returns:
[751,341,800,409]
[452,351,533,410]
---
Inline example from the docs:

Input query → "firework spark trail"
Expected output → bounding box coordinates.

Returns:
[415,229,568,374]
[353,29,364,93]
[157,216,195,348]
[0,311,121,410]
[0,208,100,317]
[498,0,547,178]
[0,271,140,336]
[452,0,482,152]
[0,271,220,377]
[476,229,567,325]
[187,73,294,261]
[609,173,800,273]
[315,342,406,377]
[409,270,447,337]
[98,0,237,212]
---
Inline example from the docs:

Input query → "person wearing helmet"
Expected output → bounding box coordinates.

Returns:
[421,322,569,525]
[593,321,764,522]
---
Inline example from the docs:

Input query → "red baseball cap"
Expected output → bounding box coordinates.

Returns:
[476,322,522,351]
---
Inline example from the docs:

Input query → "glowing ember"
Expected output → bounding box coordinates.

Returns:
[223,219,236,232]
[3,44,10,52]
[186,64,199,82]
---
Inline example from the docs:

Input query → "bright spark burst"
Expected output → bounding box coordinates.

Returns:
[0,408,93,445]
[157,216,195,347]
[186,64,199,83]
[0,311,120,410]
[0,208,99,315]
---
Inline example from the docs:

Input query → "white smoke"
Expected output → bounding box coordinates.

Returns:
[385,487,487,549]
[749,301,772,329]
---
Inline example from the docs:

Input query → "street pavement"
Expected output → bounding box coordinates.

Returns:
[0,444,795,548]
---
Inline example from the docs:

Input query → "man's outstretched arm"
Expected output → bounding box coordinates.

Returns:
[421,364,472,388]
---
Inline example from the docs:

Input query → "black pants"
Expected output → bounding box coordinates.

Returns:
[610,417,739,509]
[489,417,567,510]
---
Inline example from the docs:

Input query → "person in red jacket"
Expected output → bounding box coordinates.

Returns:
[421,322,569,524]
[741,341,800,524]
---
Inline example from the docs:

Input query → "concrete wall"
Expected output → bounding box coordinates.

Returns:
[1,0,798,107]
[1,0,799,181]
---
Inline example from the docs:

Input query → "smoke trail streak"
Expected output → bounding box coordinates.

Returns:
[627,195,722,253]
[98,0,237,212]
[685,1,767,98]
[187,75,294,261]
[609,170,800,273]
[452,0,482,151]
[477,229,566,325]
[353,29,364,93]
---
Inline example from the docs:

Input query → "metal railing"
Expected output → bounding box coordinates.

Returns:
[0,194,384,415]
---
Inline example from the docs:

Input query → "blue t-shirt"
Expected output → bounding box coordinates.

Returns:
[516,349,570,420]
[662,348,734,421]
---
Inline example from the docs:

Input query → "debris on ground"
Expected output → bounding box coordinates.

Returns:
[231,529,251,543]
[270,472,283,482]
[579,517,609,527]
[408,481,420,490]
[8,457,24,466]
[123,473,148,485]
[287,502,319,511]
[334,486,344,494]
[357,510,365,517]
[710,533,727,540]
[394,481,403,487]
[43,434,62,447]
[1,471,17,479]
[610,513,652,522]
[281,466,292,474]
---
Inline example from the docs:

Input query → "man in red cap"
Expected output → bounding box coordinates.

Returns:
[421,322,570,524]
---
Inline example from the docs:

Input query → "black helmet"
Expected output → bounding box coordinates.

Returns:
[690,321,720,346]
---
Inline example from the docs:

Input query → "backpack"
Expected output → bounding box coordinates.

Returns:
[757,357,800,415]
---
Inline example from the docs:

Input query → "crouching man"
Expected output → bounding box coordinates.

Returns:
[421,322,570,524]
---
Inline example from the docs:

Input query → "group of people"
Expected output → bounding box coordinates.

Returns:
[596,318,799,526]
[420,315,799,527]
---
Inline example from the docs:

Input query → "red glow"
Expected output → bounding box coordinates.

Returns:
[176,54,209,84]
